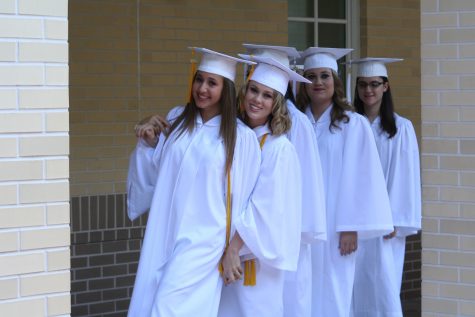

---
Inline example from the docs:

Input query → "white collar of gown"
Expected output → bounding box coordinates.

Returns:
[252,123,271,139]
[196,112,222,127]
[305,103,332,125]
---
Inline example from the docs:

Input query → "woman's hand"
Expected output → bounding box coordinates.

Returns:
[383,227,397,240]
[220,233,244,285]
[134,115,170,147]
[339,231,357,256]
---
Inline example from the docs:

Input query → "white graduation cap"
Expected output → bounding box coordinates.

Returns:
[238,54,311,96]
[300,47,353,72]
[347,57,403,78]
[242,43,300,67]
[188,47,255,82]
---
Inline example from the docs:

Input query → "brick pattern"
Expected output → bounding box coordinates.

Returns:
[0,0,70,316]
[70,194,147,317]
[421,0,475,316]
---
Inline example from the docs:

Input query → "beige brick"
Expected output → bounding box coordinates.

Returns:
[423,233,459,250]
[422,45,458,59]
[0,42,16,61]
[45,65,69,85]
[461,172,475,186]
[422,218,439,233]
[421,124,438,137]
[460,76,475,90]
[421,154,438,169]
[0,17,42,38]
[45,158,69,179]
[21,227,69,250]
[47,294,70,316]
[0,138,17,158]
[0,89,16,110]
[441,28,475,43]
[441,187,475,203]
[460,44,475,58]
[0,0,15,13]
[19,42,68,63]
[460,300,475,316]
[441,219,475,235]
[441,123,475,137]
[19,181,69,204]
[421,61,438,76]
[0,65,43,85]
[422,139,458,154]
[441,251,475,268]
[462,204,475,219]
[0,298,44,317]
[422,170,458,186]
[21,271,69,296]
[45,19,68,40]
[422,107,459,122]
[47,249,69,271]
[0,113,43,134]
[421,91,438,106]
[0,185,17,205]
[0,278,17,300]
[422,13,458,28]
[422,297,458,314]
[422,250,439,265]
[440,0,475,11]
[460,107,475,121]
[19,135,69,156]
[441,156,475,170]
[0,231,18,253]
[423,202,459,218]
[46,203,69,225]
[422,280,439,297]
[423,186,439,201]
[461,235,475,251]
[19,88,68,109]
[19,0,68,17]
[441,61,475,75]
[46,111,69,132]
[421,29,438,44]
[0,206,44,228]
[440,283,475,300]
[0,253,44,277]
[422,75,458,90]
[0,160,44,182]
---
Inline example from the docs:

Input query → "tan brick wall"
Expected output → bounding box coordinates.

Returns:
[421,0,475,315]
[69,0,288,196]
[0,0,70,316]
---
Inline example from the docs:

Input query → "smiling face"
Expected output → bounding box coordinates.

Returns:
[303,67,335,107]
[243,80,275,128]
[192,70,224,119]
[356,76,388,112]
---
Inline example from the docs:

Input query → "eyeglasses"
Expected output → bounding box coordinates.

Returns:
[357,81,384,89]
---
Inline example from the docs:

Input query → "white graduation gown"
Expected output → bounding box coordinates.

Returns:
[126,106,261,317]
[353,114,421,316]
[284,100,327,317]
[218,123,302,317]
[304,105,393,317]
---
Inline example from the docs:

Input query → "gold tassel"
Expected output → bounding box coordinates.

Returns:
[187,49,197,104]
[246,63,255,82]
[243,259,256,286]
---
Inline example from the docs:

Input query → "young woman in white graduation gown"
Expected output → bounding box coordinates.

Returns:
[126,47,261,317]
[350,58,421,317]
[217,56,310,317]
[241,43,327,317]
[296,48,394,317]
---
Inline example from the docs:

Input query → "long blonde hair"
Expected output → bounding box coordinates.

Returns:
[238,83,291,136]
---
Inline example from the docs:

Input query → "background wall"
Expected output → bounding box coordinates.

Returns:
[0,0,70,316]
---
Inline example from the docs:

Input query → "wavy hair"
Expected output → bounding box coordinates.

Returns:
[296,69,353,131]
[168,71,237,173]
[354,76,397,138]
[238,83,291,136]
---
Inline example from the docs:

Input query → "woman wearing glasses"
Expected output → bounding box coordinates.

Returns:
[350,58,421,317]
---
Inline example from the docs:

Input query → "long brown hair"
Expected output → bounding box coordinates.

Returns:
[167,71,237,173]
[238,83,291,136]
[296,70,353,131]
